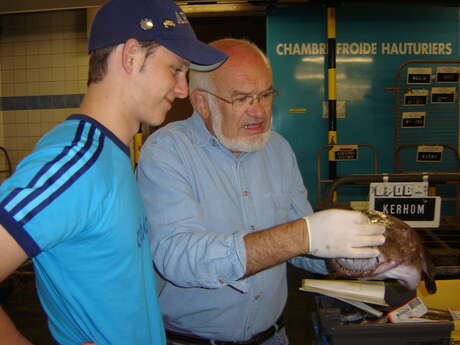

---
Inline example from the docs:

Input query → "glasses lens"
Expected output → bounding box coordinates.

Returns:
[272,90,279,103]
[260,93,272,106]
[259,90,278,106]
[231,90,279,110]
[231,96,251,110]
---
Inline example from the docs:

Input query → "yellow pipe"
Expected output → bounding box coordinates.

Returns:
[328,69,337,100]
[328,130,337,164]
[328,130,337,145]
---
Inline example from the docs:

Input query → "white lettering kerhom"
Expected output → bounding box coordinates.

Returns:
[382,204,425,215]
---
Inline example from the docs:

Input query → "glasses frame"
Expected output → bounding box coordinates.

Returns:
[198,88,280,109]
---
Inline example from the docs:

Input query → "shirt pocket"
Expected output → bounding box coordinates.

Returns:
[270,193,292,225]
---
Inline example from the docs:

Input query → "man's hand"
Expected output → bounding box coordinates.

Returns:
[304,209,385,258]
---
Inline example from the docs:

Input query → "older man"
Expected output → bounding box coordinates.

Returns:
[137,38,385,345]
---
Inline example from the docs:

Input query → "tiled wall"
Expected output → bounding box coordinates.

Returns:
[0,9,89,179]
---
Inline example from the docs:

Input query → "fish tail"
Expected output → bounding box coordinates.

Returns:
[422,270,437,294]
[422,248,437,294]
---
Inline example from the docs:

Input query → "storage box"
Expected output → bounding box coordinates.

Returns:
[313,295,453,345]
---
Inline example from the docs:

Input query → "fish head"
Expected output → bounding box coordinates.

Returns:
[327,210,436,293]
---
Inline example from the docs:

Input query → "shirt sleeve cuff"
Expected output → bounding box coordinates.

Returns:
[0,208,40,257]
[228,230,249,293]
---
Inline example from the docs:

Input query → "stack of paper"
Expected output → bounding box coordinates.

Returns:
[300,279,388,317]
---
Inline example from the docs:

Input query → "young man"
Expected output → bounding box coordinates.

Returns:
[137,39,388,345]
[0,0,226,344]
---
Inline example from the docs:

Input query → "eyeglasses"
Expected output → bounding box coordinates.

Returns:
[199,88,279,110]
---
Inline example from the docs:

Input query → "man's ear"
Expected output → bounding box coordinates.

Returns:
[190,90,211,119]
[121,38,142,74]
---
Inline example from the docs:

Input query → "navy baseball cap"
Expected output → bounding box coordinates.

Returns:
[88,0,227,71]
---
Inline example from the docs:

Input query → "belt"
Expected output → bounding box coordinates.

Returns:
[166,312,285,345]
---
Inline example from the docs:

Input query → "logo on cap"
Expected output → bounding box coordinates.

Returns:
[162,19,176,29]
[140,18,154,31]
[176,11,189,25]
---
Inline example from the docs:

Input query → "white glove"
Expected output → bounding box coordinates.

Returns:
[304,209,385,258]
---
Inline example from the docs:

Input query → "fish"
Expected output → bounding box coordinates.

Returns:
[327,210,437,294]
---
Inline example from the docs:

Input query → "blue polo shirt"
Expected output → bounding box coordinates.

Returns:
[0,114,166,345]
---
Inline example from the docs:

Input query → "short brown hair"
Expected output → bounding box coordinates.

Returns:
[87,41,160,86]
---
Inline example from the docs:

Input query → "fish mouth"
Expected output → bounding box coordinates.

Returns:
[334,257,381,276]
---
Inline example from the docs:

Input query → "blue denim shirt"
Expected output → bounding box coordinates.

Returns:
[137,112,327,342]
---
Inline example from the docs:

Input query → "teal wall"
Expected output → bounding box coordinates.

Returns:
[267,6,459,208]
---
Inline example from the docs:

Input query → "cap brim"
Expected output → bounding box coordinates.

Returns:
[190,60,226,72]
[160,39,228,72]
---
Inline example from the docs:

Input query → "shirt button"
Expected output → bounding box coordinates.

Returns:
[243,191,249,197]
[250,225,255,231]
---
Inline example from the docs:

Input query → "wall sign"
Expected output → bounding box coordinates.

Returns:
[431,87,456,104]
[404,89,429,105]
[416,145,443,162]
[330,145,358,161]
[401,112,426,128]
[407,67,432,84]
[436,66,460,83]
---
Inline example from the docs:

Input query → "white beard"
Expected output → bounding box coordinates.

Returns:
[208,99,271,153]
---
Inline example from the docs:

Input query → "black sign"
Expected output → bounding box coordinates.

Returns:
[407,74,431,84]
[437,72,459,83]
[373,197,436,221]
[417,151,442,162]
[334,149,358,161]
[431,92,455,103]
[404,95,427,105]
[402,116,424,128]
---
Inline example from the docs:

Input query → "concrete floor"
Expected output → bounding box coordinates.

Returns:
[1,264,316,345]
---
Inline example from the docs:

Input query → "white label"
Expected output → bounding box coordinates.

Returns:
[369,182,428,198]
[388,297,428,323]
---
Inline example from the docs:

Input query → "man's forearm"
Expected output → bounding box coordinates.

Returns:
[243,218,308,277]
[0,306,33,345]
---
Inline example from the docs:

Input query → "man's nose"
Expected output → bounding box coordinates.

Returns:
[174,75,188,99]
[247,97,266,116]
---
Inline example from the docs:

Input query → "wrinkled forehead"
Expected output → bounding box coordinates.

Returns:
[213,58,272,94]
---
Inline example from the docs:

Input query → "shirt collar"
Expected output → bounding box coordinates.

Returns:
[67,113,130,157]
[189,111,220,147]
